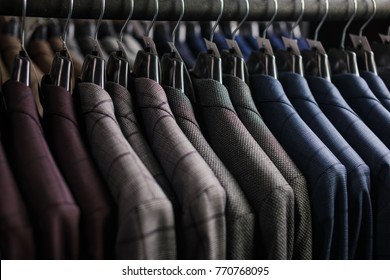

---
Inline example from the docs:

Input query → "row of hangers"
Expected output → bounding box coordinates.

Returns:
[8,0,390,97]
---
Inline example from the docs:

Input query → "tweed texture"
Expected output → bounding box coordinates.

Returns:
[2,80,80,259]
[0,141,35,259]
[249,74,348,260]
[280,72,373,259]
[191,76,295,260]
[105,82,175,204]
[164,84,256,260]
[76,82,176,260]
[133,78,227,260]
[307,75,390,259]
[361,71,390,112]
[223,74,312,260]
[41,79,117,259]
[333,74,390,151]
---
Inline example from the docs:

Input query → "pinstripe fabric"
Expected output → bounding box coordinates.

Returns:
[361,71,390,112]
[133,78,227,260]
[105,82,175,204]
[190,76,295,260]
[0,141,35,259]
[163,85,256,260]
[2,80,80,259]
[249,74,348,260]
[75,82,176,260]
[306,75,390,259]
[223,74,312,260]
[41,78,117,259]
[279,73,373,259]
[333,74,390,151]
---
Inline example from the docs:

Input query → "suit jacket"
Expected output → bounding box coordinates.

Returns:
[133,78,227,260]
[279,72,373,259]
[378,68,390,91]
[190,76,295,260]
[2,80,80,259]
[361,71,390,112]
[333,74,390,151]
[163,84,256,260]
[306,75,390,259]
[41,77,117,259]
[249,74,348,260]
[0,141,35,259]
[105,82,175,205]
[75,81,176,260]
[0,34,44,116]
[222,74,312,260]
[0,55,10,84]
[26,39,55,74]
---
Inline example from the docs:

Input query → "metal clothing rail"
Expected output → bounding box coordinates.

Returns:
[0,0,389,21]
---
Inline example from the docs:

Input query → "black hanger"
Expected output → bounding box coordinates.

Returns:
[247,37,277,78]
[372,34,390,70]
[301,0,331,80]
[49,0,73,91]
[11,0,30,86]
[328,0,359,76]
[80,0,106,87]
[191,0,223,83]
[275,37,304,75]
[132,0,161,82]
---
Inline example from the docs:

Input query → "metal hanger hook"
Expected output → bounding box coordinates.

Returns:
[62,0,74,48]
[145,0,159,37]
[341,0,357,49]
[314,0,329,41]
[119,0,134,42]
[94,0,106,41]
[20,0,27,49]
[359,0,376,36]
[210,0,224,42]
[290,0,305,38]
[263,0,278,38]
[232,0,249,40]
[172,0,185,47]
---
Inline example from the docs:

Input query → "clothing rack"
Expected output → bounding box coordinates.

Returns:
[0,0,389,22]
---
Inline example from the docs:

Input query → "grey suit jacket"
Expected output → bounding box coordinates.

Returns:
[133,77,227,260]
[75,82,176,260]
[223,74,312,260]
[191,76,295,260]
[164,84,256,260]
[105,82,176,205]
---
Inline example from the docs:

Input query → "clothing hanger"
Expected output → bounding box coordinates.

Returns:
[132,0,160,82]
[328,0,359,76]
[11,0,30,86]
[106,0,133,88]
[49,0,73,91]
[274,0,304,75]
[301,0,331,81]
[161,0,185,90]
[191,0,223,83]
[221,0,249,82]
[80,0,106,87]
[246,0,278,78]
[349,0,378,74]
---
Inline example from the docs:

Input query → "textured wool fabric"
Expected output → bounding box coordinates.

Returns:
[41,78,117,259]
[105,82,175,205]
[0,34,44,116]
[307,75,390,260]
[26,39,55,74]
[0,141,35,259]
[223,74,312,260]
[249,74,348,260]
[164,84,256,260]
[191,76,295,260]
[333,74,390,151]
[361,71,390,112]
[2,80,80,259]
[75,82,176,260]
[133,78,227,260]
[279,72,373,259]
